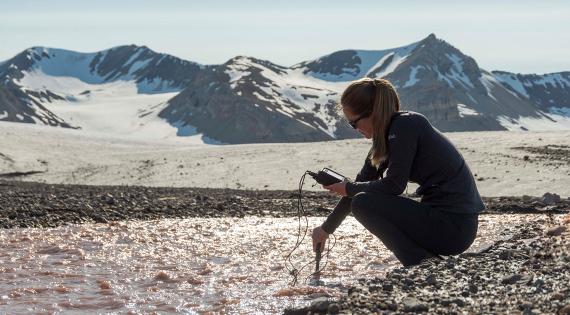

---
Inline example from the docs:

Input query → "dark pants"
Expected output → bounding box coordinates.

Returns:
[350,192,479,267]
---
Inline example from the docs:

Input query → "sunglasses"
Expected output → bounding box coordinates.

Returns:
[347,112,371,129]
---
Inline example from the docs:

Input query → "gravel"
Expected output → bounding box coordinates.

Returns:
[1,180,568,229]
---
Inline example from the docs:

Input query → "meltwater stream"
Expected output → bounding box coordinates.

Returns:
[0,215,539,314]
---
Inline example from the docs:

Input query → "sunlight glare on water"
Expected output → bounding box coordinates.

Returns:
[0,215,536,314]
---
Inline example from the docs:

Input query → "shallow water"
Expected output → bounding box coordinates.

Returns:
[0,214,546,314]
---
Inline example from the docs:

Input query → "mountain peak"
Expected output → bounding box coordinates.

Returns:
[425,33,437,41]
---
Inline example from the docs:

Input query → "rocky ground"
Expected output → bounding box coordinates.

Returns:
[0,180,568,229]
[0,179,337,228]
[1,180,570,314]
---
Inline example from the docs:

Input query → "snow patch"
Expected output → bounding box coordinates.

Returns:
[403,65,424,88]
[480,72,498,101]
[492,73,530,98]
[0,111,8,119]
[445,53,474,89]
[532,73,570,88]
[435,66,454,88]
[297,41,419,82]
[457,104,479,117]
[548,106,570,117]
[497,112,570,131]
[225,60,252,89]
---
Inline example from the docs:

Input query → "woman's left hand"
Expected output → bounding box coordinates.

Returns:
[322,179,348,197]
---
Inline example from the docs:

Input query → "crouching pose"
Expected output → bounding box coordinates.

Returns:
[312,78,485,267]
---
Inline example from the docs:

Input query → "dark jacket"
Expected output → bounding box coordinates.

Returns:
[321,110,485,234]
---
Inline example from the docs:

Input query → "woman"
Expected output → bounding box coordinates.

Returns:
[312,78,485,267]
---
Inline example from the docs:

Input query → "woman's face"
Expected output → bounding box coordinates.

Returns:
[343,107,373,139]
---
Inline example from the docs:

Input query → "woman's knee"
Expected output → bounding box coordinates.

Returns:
[350,192,369,213]
[350,192,382,217]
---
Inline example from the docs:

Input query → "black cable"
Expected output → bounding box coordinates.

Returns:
[283,171,337,286]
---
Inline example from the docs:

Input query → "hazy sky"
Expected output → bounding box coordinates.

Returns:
[1,0,568,74]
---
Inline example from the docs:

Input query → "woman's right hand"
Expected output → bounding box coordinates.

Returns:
[312,226,329,252]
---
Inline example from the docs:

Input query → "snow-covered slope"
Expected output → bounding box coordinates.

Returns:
[290,41,419,82]
[159,56,359,144]
[493,71,570,110]
[0,45,210,141]
[1,45,203,94]
[488,71,570,131]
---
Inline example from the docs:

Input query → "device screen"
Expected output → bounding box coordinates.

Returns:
[322,168,345,181]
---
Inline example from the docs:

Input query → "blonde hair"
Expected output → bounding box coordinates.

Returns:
[340,78,401,168]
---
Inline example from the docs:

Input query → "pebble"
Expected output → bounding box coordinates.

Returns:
[309,297,332,313]
[559,304,570,315]
[402,297,428,312]
[547,226,567,236]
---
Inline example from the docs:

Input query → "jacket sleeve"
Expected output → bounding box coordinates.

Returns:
[345,118,419,197]
[320,152,382,234]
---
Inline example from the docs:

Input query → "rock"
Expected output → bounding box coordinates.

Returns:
[547,226,567,236]
[327,303,340,314]
[90,214,108,223]
[368,285,382,292]
[103,193,116,205]
[472,242,494,254]
[559,304,570,315]
[402,297,428,312]
[519,301,533,311]
[533,279,545,288]
[451,298,466,307]
[310,297,333,313]
[498,250,512,260]
[551,292,565,300]
[283,307,310,315]
[501,273,532,285]
[541,192,561,205]
[501,274,522,285]
[426,274,437,285]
